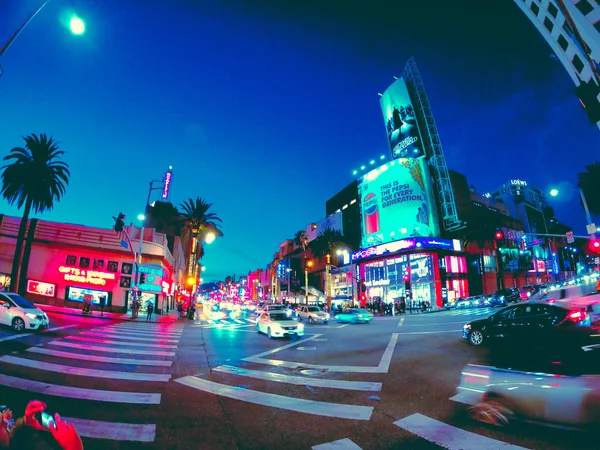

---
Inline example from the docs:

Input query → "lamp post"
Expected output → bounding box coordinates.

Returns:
[305,259,313,305]
[549,188,596,238]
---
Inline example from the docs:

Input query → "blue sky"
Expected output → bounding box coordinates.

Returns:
[1,0,598,281]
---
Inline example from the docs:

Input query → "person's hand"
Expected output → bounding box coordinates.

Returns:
[23,400,46,430]
[49,414,83,450]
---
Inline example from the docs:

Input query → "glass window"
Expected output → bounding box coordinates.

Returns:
[573,54,585,73]
[548,2,558,18]
[544,16,554,32]
[5,293,35,309]
[575,0,594,16]
[531,2,540,15]
[594,21,600,33]
[495,307,517,320]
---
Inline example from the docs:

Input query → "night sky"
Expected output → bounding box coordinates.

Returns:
[1,0,598,282]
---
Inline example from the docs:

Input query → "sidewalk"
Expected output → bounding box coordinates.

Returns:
[35,303,181,323]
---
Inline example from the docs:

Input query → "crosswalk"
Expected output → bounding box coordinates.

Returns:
[0,321,184,444]
[438,307,496,317]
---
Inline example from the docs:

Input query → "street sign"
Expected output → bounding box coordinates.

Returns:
[528,238,545,247]
[566,231,575,244]
[587,223,597,235]
[120,239,128,249]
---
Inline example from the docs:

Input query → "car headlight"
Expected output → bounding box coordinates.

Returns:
[325,313,330,319]
[297,323,304,330]
[26,313,37,320]
[500,296,505,300]
[463,323,471,330]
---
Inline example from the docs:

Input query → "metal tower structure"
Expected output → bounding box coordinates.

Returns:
[403,57,464,233]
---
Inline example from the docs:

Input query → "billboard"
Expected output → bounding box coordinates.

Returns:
[380,77,424,159]
[359,159,439,249]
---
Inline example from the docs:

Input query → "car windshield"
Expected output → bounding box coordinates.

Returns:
[268,305,284,310]
[6,294,35,309]
[270,313,293,321]
[308,307,320,312]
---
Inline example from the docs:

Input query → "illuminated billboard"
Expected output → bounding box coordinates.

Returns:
[359,159,439,249]
[380,77,424,159]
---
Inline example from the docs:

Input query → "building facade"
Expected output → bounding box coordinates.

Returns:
[0,215,177,314]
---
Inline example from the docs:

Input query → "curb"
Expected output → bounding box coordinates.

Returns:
[35,305,180,323]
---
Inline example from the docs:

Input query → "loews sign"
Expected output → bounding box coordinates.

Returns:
[59,266,116,286]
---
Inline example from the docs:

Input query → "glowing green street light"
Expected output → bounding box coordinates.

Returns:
[69,16,85,35]
[549,188,559,197]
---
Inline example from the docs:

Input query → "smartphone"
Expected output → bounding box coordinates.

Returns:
[35,412,56,429]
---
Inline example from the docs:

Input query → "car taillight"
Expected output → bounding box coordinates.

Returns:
[568,309,587,322]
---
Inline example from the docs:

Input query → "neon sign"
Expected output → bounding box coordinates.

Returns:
[162,171,172,199]
[27,280,56,297]
[59,266,116,286]
[510,179,527,186]
[139,266,164,277]
[352,237,460,262]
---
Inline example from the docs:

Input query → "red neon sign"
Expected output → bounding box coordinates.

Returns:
[162,171,172,199]
[58,266,115,286]
[27,280,56,297]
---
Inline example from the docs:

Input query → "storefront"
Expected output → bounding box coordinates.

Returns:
[352,237,469,309]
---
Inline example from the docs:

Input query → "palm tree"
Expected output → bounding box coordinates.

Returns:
[293,230,309,253]
[309,228,346,259]
[179,197,223,238]
[1,134,70,292]
[578,162,600,217]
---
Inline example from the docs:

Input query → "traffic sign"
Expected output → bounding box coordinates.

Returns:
[120,239,129,249]
[587,223,597,235]
[566,231,575,244]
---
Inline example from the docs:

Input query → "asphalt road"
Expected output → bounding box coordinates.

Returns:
[0,308,598,449]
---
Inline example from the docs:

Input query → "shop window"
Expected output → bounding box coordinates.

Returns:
[445,256,467,274]
[548,2,558,18]
[121,263,133,275]
[93,259,105,270]
[107,261,119,272]
[531,2,540,15]
[544,16,554,32]
[79,257,90,269]
[65,255,77,267]
[120,276,132,288]
[575,0,594,16]
[558,34,569,51]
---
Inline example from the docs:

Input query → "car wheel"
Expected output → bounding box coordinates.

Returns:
[12,317,25,332]
[324,321,328,325]
[309,317,314,324]
[267,328,272,339]
[469,330,484,346]
[468,398,514,427]
[256,323,260,333]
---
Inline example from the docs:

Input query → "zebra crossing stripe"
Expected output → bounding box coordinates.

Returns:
[64,335,177,348]
[312,438,362,449]
[80,331,179,343]
[49,340,176,356]
[27,347,172,366]
[0,355,171,382]
[393,413,528,449]
[175,376,373,420]
[0,373,161,404]
[63,418,155,442]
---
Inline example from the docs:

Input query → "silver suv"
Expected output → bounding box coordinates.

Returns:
[297,306,329,324]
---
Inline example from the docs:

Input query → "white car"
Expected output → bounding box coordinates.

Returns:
[0,292,50,332]
[297,306,329,324]
[256,311,304,339]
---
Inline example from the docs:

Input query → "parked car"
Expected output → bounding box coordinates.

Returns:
[256,311,304,339]
[296,306,329,324]
[463,302,593,347]
[0,292,50,332]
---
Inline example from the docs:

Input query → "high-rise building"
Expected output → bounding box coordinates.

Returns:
[514,0,600,125]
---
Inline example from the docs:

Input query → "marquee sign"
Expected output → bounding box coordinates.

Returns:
[27,280,56,297]
[59,266,116,286]
[352,237,461,262]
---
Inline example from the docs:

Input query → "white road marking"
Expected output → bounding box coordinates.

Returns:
[312,438,363,449]
[400,320,467,327]
[98,327,182,336]
[63,417,155,442]
[243,334,321,360]
[337,324,350,328]
[80,331,179,343]
[245,333,399,374]
[0,373,161,404]
[0,324,79,342]
[394,413,528,449]
[175,376,373,420]
[64,336,177,348]
[107,326,183,334]
[27,347,172,366]
[449,391,483,406]
[0,355,171,382]
[397,317,405,327]
[214,365,382,391]
[48,340,176,356]
[397,330,461,335]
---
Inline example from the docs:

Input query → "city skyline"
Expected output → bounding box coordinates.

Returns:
[1,0,598,281]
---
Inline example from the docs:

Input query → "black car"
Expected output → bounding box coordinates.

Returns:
[488,287,520,307]
[463,302,593,347]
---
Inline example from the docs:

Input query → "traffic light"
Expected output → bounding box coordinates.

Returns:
[139,274,146,284]
[589,239,600,253]
[575,80,600,124]
[494,229,504,240]
[360,292,366,303]
[114,213,125,233]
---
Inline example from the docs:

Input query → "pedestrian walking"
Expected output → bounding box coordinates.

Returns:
[146,299,154,321]
[99,295,106,317]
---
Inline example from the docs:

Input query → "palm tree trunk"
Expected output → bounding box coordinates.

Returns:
[9,197,32,292]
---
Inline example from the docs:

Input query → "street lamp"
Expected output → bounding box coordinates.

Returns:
[69,15,85,35]
[305,260,313,305]
[204,231,216,244]
[137,214,145,221]
[549,187,595,238]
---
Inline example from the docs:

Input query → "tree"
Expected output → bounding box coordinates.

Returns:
[0,134,70,292]
[293,230,309,253]
[578,162,600,217]
[309,228,346,259]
